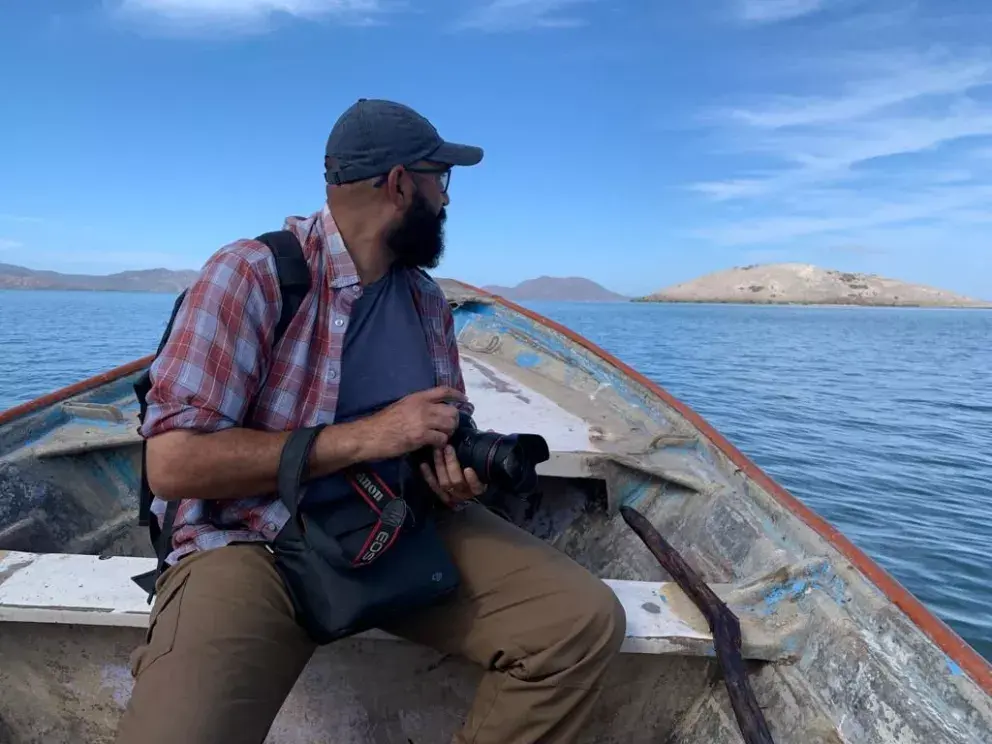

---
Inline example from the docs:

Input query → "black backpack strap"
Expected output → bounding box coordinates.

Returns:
[241,230,310,424]
[256,230,310,345]
[133,230,310,600]
[132,498,179,598]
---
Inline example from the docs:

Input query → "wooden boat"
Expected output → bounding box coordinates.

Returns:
[1,279,990,744]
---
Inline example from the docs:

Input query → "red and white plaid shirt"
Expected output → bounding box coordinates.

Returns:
[142,205,473,565]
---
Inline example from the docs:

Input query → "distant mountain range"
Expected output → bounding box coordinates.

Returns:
[0,263,630,301]
[5,261,984,308]
[637,263,991,308]
[0,263,199,293]
[482,276,628,302]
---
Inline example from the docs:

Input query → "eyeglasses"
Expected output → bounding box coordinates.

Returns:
[406,165,451,194]
[373,165,451,194]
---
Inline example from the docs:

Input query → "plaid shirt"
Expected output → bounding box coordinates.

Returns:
[142,205,473,565]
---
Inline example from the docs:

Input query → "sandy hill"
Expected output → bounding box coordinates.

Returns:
[482,276,628,302]
[639,263,990,308]
[0,263,200,294]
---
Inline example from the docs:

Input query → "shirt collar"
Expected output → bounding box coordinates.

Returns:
[284,205,361,290]
[318,204,361,290]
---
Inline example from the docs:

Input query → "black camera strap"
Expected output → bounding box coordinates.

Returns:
[274,426,412,570]
[344,469,408,567]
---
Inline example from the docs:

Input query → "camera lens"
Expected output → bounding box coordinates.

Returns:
[453,430,550,494]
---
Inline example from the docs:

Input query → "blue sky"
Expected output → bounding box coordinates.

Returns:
[1,0,990,299]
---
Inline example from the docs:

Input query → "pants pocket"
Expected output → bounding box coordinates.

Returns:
[131,571,190,677]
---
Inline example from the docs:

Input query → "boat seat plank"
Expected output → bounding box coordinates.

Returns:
[29,422,142,459]
[0,550,795,661]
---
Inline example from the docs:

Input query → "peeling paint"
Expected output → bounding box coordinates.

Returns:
[515,352,541,368]
[616,477,653,509]
[458,303,663,421]
[756,559,849,616]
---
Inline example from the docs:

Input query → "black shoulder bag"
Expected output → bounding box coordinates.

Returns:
[268,425,461,645]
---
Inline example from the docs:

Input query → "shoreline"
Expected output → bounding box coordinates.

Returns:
[632,297,992,309]
[2,287,990,309]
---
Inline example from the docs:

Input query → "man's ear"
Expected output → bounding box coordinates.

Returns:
[384,166,410,207]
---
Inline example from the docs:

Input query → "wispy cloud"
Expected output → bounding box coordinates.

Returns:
[737,0,830,24]
[456,0,592,32]
[725,51,992,128]
[694,184,992,245]
[115,0,591,33]
[695,108,992,200]
[113,0,386,30]
[0,239,23,250]
[689,44,992,247]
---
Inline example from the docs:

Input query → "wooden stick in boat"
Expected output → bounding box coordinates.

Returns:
[620,505,775,744]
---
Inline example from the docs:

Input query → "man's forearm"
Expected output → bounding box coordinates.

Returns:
[145,421,371,502]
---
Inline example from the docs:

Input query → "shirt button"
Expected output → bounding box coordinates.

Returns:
[265,522,277,532]
[328,370,337,379]
[334,318,344,327]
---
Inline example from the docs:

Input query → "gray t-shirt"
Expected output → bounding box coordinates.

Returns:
[304,264,437,505]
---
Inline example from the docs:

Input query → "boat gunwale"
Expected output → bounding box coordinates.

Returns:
[0,280,988,696]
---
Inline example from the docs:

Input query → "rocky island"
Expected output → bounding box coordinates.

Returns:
[637,263,990,308]
[481,276,628,302]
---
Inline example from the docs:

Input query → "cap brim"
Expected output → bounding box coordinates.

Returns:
[430,141,484,167]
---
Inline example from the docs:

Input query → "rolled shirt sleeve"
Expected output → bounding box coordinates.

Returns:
[141,245,280,438]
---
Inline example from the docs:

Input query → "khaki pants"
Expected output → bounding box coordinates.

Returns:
[114,504,626,744]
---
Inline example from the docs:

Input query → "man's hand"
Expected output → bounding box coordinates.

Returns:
[419,445,487,507]
[360,386,467,461]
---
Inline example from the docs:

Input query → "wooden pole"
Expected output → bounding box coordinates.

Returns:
[621,505,775,744]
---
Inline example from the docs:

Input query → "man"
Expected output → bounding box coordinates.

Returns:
[115,98,625,744]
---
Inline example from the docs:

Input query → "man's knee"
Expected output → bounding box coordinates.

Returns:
[524,569,626,682]
[572,577,627,663]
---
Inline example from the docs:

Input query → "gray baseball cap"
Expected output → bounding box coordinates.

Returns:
[324,98,484,185]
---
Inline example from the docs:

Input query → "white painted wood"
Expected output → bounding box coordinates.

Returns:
[31,423,142,459]
[609,578,712,655]
[460,355,598,456]
[0,551,721,654]
[0,551,153,628]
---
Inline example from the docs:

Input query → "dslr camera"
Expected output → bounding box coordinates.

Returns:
[412,412,550,498]
[448,412,550,496]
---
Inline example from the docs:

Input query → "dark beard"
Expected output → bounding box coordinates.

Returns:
[385,190,446,270]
